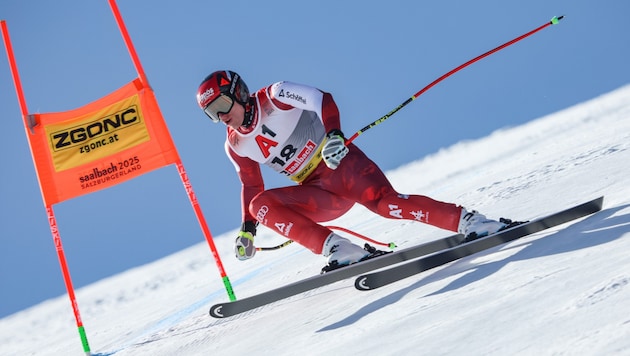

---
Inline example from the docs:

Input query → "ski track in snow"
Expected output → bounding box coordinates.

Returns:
[572,276,630,309]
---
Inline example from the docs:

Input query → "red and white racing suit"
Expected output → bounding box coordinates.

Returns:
[226,81,462,254]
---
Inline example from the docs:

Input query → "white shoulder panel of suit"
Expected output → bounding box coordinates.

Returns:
[227,82,327,180]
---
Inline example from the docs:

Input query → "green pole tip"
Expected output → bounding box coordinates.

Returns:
[388,242,397,250]
[551,15,564,25]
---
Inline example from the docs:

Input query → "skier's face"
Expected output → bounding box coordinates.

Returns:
[218,101,245,129]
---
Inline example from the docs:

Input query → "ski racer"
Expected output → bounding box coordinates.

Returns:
[196,70,508,271]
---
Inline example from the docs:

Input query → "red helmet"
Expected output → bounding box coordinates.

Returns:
[196,70,250,123]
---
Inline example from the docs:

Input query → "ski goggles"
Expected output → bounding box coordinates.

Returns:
[203,94,234,123]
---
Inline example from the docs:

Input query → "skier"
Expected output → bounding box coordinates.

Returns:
[196,70,509,271]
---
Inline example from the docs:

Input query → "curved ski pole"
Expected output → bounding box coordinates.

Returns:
[326,225,397,249]
[256,240,294,251]
[256,226,396,251]
[345,15,564,145]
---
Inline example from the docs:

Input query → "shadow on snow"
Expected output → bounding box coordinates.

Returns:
[318,204,630,332]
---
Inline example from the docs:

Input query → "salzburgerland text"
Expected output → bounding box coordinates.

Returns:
[79,156,141,189]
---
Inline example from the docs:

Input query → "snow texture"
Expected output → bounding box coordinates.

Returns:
[1,85,629,355]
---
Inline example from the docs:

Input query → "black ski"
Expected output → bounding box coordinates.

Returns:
[354,196,604,291]
[209,232,466,318]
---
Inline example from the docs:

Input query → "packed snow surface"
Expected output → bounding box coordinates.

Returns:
[1,85,629,355]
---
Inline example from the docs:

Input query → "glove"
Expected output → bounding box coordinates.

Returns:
[235,221,258,261]
[322,129,349,170]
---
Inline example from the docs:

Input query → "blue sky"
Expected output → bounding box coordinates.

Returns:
[1,1,628,318]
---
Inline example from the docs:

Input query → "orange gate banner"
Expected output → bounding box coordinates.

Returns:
[27,78,179,205]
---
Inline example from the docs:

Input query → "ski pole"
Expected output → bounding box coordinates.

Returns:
[326,225,397,249]
[256,226,396,251]
[257,240,294,251]
[345,15,564,145]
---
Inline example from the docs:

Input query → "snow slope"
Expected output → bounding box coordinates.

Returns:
[1,85,629,356]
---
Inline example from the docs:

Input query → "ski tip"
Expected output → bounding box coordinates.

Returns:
[209,305,225,318]
[355,276,373,291]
